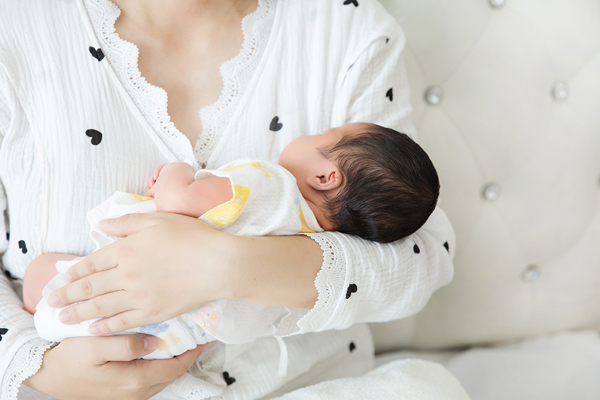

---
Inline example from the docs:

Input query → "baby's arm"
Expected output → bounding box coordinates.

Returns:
[148,162,233,218]
[23,253,79,314]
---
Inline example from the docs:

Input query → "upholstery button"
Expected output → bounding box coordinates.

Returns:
[424,86,443,105]
[489,0,505,8]
[482,183,500,201]
[551,81,568,101]
[521,265,540,282]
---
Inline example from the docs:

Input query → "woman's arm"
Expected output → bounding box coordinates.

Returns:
[46,213,320,335]
[22,336,205,400]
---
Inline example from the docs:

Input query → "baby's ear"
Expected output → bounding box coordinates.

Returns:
[306,168,343,192]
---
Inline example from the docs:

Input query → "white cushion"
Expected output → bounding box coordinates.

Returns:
[372,0,600,350]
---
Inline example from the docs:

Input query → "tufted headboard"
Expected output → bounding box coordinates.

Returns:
[371,0,600,351]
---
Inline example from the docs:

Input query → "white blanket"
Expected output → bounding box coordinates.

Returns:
[271,359,471,400]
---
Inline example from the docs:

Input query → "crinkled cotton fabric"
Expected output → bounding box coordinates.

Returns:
[0,0,455,398]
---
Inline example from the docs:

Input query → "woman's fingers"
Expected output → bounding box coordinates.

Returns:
[100,212,163,238]
[58,289,131,325]
[129,344,208,385]
[49,269,121,309]
[95,334,160,363]
[64,248,119,283]
[88,309,153,335]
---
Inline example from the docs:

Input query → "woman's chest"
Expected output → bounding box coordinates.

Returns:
[114,11,248,149]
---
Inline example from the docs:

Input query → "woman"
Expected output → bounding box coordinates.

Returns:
[0,0,455,399]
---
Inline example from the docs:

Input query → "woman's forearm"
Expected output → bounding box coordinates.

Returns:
[228,235,323,309]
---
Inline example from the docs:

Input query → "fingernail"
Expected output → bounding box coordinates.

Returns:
[64,273,73,284]
[99,218,114,227]
[58,312,70,324]
[88,325,99,335]
[144,336,159,351]
[47,293,59,307]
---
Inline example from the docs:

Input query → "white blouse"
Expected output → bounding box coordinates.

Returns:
[0,0,455,398]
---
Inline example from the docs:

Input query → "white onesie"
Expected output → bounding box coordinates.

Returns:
[34,158,322,359]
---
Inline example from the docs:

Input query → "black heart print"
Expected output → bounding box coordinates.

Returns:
[89,47,104,62]
[223,371,236,385]
[413,244,420,254]
[0,328,7,342]
[349,342,356,352]
[386,88,393,101]
[443,242,449,252]
[345,283,358,299]
[86,129,103,145]
[343,0,359,6]
[269,116,283,132]
[18,240,27,254]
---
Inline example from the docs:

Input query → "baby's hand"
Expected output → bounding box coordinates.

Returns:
[144,164,166,197]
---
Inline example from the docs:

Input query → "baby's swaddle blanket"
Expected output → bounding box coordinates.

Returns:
[34,158,322,359]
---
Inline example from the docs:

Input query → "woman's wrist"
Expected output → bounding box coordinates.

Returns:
[21,345,55,394]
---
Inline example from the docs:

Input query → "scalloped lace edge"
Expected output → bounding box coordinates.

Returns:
[1,338,54,400]
[196,0,274,164]
[83,0,274,167]
[296,233,348,333]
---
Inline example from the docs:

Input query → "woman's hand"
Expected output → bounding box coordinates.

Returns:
[24,334,207,400]
[144,164,166,197]
[46,212,237,335]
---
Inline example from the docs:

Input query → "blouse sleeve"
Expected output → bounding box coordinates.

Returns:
[275,24,456,336]
[0,65,53,400]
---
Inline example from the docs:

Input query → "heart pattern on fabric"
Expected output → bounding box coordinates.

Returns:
[345,283,358,299]
[0,328,8,342]
[413,244,420,254]
[343,0,359,6]
[86,129,103,145]
[89,46,105,62]
[349,342,356,352]
[18,240,27,254]
[386,88,393,101]
[269,116,283,131]
[443,241,449,252]
[223,371,236,386]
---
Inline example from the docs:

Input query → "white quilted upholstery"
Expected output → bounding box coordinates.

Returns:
[371,0,600,350]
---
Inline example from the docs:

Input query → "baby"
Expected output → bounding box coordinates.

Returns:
[24,122,440,360]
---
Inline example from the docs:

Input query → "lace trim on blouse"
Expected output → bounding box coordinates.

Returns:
[295,233,348,333]
[83,0,275,167]
[2,338,53,400]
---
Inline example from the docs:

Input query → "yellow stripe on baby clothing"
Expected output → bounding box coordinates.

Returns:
[130,193,153,202]
[204,185,251,226]
[299,203,316,233]
[223,161,271,177]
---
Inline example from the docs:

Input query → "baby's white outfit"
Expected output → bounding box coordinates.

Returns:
[34,158,322,359]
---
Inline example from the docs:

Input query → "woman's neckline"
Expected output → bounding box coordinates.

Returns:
[81,0,275,167]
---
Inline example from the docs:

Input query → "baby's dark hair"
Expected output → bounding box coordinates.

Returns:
[322,124,440,243]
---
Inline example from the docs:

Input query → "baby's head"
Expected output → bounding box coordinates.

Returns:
[279,123,439,243]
